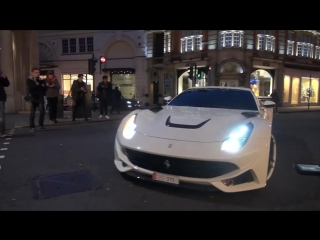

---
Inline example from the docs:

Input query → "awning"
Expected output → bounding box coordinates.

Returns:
[284,62,320,72]
[40,63,58,68]
[102,68,135,74]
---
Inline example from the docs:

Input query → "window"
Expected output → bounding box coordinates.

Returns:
[219,30,244,48]
[168,88,258,111]
[316,47,320,60]
[164,31,171,53]
[257,30,275,51]
[291,77,300,104]
[61,37,94,54]
[300,77,319,103]
[296,34,314,58]
[283,75,290,103]
[62,74,94,96]
[181,30,203,53]
[287,31,294,55]
[79,38,86,52]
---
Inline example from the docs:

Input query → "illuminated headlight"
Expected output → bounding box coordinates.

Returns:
[122,114,137,139]
[127,101,131,104]
[221,122,254,152]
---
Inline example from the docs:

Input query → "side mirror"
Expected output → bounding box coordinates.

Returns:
[263,100,275,108]
[294,163,320,176]
[164,96,172,101]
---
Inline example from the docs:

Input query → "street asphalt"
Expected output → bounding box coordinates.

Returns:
[1,111,320,211]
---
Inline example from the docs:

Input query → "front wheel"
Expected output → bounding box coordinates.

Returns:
[267,134,276,180]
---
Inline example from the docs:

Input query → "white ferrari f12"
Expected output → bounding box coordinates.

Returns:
[114,87,276,193]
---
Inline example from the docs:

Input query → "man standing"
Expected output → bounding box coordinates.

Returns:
[110,87,122,114]
[71,74,88,121]
[96,76,111,119]
[0,71,10,137]
[270,88,280,114]
[45,70,61,123]
[27,67,46,132]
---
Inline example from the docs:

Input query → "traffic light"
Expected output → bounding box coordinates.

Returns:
[100,56,106,74]
[197,72,201,79]
[88,58,97,75]
[188,65,194,80]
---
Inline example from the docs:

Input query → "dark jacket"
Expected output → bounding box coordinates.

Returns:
[45,76,61,98]
[97,81,112,100]
[27,76,46,103]
[270,92,279,103]
[0,77,10,101]
[71,80,87,102]
[113,89,122,102]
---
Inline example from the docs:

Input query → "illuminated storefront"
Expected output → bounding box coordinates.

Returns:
[111,74,136,99]
[282,72,319,106]
[62,74,93,96]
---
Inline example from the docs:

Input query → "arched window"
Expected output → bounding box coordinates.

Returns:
[181,30,203,53]
[257,30,275,52]
[219,30,244,48]
[296,34,313,58]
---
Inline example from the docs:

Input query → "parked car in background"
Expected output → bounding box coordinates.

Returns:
[91,94,140,111]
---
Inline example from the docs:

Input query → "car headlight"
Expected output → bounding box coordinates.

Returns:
[221,122,254,152]
[122,114,137,139]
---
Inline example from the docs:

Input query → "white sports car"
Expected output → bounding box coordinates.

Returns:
[114,86,276,193]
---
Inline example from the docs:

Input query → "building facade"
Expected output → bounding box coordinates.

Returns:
[145,30,320,107]
[38,30,147,102]
[0,30,39,113]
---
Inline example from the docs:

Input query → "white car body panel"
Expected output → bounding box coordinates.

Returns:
[114,86,275,193]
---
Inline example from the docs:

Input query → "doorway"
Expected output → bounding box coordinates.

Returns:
[152,81,159,104]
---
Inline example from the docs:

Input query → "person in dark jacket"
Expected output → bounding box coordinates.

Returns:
[96,76,112,119]
[71,74,88,121]
[0,71,10,137]
[27,67,46,132]
[270,88,280,113]
[45,70,61,123]
[110,87,122,114]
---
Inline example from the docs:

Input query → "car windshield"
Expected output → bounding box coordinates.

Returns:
[168,88,258,111]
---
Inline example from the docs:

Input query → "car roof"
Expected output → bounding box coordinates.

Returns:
[187,86,253,92]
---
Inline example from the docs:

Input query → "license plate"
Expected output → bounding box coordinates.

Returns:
[152,172,179,185]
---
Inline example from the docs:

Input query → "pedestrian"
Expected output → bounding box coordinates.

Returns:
[110,87,122,114]
[0,71,10,137]
[45,70,60,123]
[27,67,46,132]
[96,76,112,119]
[270,88,279,113]
[71,74,88,121]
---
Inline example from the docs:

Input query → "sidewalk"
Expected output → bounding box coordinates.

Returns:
[278,106,320,113]
[6,110,129,130]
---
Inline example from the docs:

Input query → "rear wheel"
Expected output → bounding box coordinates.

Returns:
[267,134,276,180]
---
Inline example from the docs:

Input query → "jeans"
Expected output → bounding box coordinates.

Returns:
[30,101,45,128]
[99,98,109,115]
[0,101,6,134]
[47,97,58,120]
[72,100,87,120]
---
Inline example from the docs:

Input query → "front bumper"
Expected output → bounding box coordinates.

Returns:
[114,133,270,193]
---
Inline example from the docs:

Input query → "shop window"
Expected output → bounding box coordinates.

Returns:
[291,77,300,104]
[283,75,290,103]
[250,69,273,97]
[181,30,203,53]
[300,77,319,103]
[219,30,244,48]
[62,74,93,97]
[112,74,136,99]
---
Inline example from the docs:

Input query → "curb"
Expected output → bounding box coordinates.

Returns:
[14,117,124,129]
[278,110,320,114]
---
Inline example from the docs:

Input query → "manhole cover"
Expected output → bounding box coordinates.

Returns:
[31,170,101,199]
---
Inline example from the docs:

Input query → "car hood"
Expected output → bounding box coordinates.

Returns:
[135,106,255,142]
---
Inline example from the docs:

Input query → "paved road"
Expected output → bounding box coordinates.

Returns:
[1,112,320,211]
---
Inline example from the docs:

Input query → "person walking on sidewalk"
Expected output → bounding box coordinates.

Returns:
[270,88,279,114]
[71,74,88,122]
[27,67,47,132]
[0,71,10,137]
[45,70,60,123]
[96,76,112,119]
[110,87,122,114]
